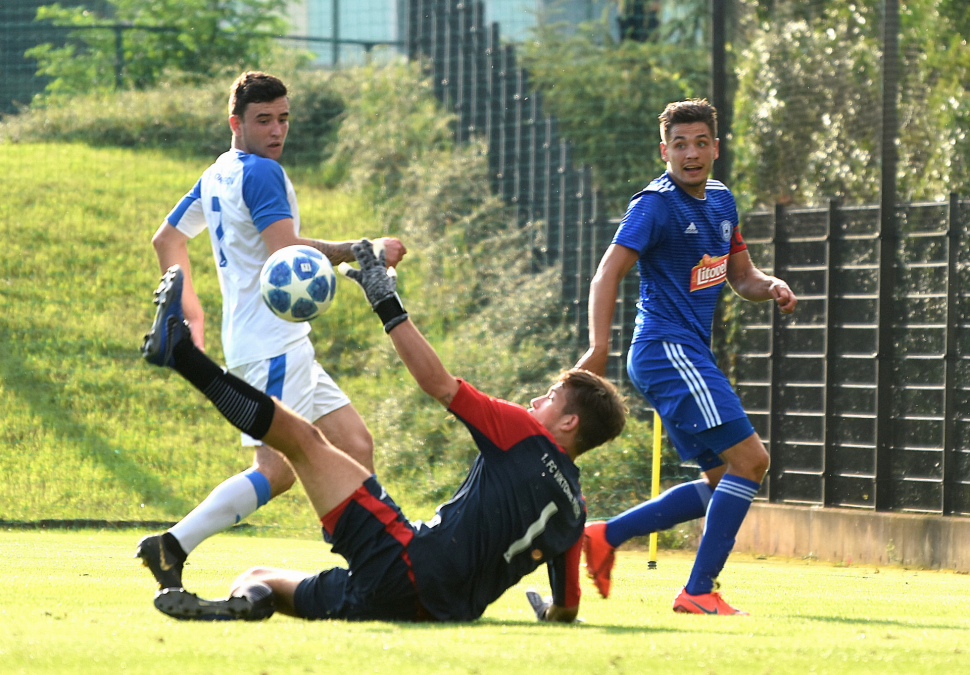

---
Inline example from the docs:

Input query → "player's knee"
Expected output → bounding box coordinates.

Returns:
[269,470,296,496]
[232,566,271,589]
[748,445,770,481]
[345,428,374,462]
[253,448,296,495]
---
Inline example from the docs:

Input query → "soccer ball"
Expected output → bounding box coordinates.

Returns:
[259,245,336,322]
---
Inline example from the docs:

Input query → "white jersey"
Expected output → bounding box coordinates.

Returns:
[166,149,310,368]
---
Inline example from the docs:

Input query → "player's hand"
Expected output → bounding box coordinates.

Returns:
[769,278,797,314]
[338,238,397,305]
[526,591,581,623]
[574,346,608,377]
[375,237,407,268]
[186,317,206,352]
[525,589,552,621]
[338,238,409,333]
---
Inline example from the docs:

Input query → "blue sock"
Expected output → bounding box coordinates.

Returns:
[604,479,713,548]
[684,474,760,595]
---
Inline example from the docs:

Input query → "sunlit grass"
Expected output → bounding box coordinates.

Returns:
[2,529,968,675]
[0,143,384,531]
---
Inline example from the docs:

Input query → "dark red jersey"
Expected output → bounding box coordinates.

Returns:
[407,380,585,621]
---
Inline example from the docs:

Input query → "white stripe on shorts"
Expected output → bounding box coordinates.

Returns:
[662,341,722,429]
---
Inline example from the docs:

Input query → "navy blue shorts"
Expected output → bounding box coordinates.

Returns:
[627,340,755,471]
[292,476,426,621]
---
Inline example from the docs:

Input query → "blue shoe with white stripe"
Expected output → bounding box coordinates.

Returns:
[141,265,189,367]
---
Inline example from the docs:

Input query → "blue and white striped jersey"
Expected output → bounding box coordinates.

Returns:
[613,172,747,347]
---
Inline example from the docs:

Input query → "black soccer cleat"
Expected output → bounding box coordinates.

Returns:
[237,582,277,621]
[154,588,252,621]
[141,265,190,367]
[153,586,274,622]
[135,534,185,590]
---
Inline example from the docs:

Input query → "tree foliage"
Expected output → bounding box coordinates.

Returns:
[732,0,970,208]
[520,16,708,214]
[26,0,289,97]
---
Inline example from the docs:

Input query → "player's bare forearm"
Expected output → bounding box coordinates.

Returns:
[387,319,460,407]
[303,239,356,264]
[727,251,797,313]
[577,245,638,375]
[305,237,407,267]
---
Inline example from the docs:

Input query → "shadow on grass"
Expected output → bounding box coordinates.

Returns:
[355,617,679,633]
[0,317,192,518]
[800,614,966,631]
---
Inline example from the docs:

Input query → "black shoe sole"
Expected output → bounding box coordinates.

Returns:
[154,588,252,621]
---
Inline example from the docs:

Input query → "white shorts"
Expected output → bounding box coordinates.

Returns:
[229,338,352,447]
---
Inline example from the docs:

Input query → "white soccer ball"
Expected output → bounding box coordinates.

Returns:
[259,245,336,322]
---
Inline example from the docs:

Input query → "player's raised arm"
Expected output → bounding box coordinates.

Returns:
[340,239,459,407]
[151,222,206,350]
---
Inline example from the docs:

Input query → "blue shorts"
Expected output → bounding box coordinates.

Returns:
[293,476,427,621]
[627,340,755,471]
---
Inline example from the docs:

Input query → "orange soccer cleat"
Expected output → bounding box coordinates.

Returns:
[672,587,749,615]
[583,521,616,599]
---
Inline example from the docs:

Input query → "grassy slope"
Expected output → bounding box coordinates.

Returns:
[2,529,969,675]
[0,142,398,531]
[0,138,669,529]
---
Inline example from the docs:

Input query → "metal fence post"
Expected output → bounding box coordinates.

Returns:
[823,198,843,506]
[874,0,900,511]
[943,192,961,515]
[485,22,501,194]
[767,202,787,501]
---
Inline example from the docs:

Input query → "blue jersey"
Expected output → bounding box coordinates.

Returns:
[613,172,747,347]
[406,381,585,621]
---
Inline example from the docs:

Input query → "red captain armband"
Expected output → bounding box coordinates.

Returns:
[730,225,747,254]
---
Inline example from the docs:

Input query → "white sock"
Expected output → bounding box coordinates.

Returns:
[169,471,266,554]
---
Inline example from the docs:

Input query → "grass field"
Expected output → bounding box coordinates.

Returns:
[2,529,968,675]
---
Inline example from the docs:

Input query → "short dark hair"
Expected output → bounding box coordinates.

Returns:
[228,71,288,117]
[659,99,718,144]
[558,369,627,455]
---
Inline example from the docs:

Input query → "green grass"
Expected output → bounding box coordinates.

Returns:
[0,142,387,531]
[2,529,968,675]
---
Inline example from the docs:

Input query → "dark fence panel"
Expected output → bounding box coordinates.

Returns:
[734,198,970,515]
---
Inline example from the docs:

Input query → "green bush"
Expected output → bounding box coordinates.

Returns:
[520,17,708,215]
[0,73,345,165]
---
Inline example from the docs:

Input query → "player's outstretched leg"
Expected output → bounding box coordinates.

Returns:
[584,479,714,599]
[140,265,276,441]
[153,582,276,622]
[583,521,615,598]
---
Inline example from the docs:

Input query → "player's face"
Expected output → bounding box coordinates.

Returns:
[660,122,719,199]
[231,96,290,161]
[528,382,569,431]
